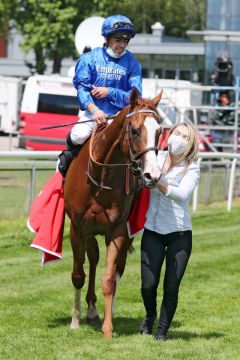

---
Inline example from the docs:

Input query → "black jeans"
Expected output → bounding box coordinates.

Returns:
[141,228,192,336]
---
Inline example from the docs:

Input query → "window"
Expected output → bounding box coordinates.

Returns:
[165,70,176,79]
[37,93,79,115]
[180,70,191,81]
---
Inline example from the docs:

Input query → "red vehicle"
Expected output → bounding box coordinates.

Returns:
[19,75,79,150]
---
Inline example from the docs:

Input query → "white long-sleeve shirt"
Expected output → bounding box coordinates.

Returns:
[144,151,200,234]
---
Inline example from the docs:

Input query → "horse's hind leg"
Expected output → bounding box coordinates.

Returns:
[70,223,86,330]
[85,236,101,325]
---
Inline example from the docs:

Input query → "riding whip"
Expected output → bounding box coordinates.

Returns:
[40,114,117,130]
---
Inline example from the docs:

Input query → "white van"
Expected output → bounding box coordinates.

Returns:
[0,76,22,134]
[19,74,79,150]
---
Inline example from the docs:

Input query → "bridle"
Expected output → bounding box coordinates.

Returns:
[125,109,160,181]
[86,108,161,190]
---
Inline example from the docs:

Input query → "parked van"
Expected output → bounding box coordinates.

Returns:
[19,75,79,150]
[0,76,22,134]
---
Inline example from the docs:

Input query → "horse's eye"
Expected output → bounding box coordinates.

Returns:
[131,128,140,137]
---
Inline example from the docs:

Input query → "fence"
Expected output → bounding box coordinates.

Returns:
[0,151,240,219]
[146,78,240,153]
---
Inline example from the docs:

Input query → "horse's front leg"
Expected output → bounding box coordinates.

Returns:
[112,236,133,315]
[85,236,101,325]
[70,223,86,330]
[102,234,125,339]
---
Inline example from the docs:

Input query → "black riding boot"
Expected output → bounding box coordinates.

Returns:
[155,318,168,341]
[140,312,157,335]
[58,133,80,177]
[155,300,172,341]
[140,288,157,335]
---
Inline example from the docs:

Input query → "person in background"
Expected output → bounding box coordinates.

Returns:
[58,14,142,176]
[211,52,235,88]
[140,122,200,341]
[209,91,235,151]
[210,51,235,105]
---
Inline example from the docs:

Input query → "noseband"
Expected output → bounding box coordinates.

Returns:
[126,109,160,180]
[86,108,161,189]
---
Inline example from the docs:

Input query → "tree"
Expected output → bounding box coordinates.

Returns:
[1,0,206,74]
[95,0,205,37]
[184,0,206,31]
[8,0,98,74]
[11,1,76,74]
[0,0,19,36]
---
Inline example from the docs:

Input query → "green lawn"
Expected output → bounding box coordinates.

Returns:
[0,201,239,360]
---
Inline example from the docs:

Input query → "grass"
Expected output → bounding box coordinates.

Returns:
[0,201,240,359]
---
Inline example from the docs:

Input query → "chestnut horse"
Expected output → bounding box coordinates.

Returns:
[64,89,162,338]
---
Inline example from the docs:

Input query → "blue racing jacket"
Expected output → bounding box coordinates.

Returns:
[73,47,142,115]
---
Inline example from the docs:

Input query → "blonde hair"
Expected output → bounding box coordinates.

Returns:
[161,122,199,167]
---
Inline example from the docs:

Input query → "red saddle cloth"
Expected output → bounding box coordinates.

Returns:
[28,172,150,266]
[28,171,65,266]
[127,188,150,238]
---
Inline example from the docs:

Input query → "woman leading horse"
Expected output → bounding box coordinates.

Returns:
[64,88,163,338]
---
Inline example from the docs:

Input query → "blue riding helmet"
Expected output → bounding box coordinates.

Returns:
[101,15,136,38]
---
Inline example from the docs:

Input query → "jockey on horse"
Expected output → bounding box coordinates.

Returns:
[58,14,142,176]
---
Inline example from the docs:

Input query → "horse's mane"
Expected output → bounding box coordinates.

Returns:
[90,106,129,164]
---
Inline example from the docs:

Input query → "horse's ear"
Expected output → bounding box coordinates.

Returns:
[152,89,163,106]
[130,87,139,108]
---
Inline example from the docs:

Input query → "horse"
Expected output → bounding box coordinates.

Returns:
[63,88,163,339]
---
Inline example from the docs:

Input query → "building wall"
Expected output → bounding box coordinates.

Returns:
[205,0,240,84]
[207,0,240,31]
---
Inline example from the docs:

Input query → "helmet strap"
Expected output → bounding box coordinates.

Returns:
[105,37,110,47]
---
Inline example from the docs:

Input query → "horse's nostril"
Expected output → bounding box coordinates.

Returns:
[144,173,152,180]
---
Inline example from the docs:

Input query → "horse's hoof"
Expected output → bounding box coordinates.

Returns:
[70,318,80,330]
[103,331,112,339]
[102,325,113,339]
[86,315,101,327]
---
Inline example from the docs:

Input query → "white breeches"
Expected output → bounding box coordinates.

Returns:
[70,111,113,145]
[70,111,95,145]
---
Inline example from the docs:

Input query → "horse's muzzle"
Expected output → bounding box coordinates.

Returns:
[143,173,161,188]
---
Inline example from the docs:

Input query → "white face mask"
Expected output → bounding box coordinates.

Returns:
[168,134,188,156]
[106,47,126,58]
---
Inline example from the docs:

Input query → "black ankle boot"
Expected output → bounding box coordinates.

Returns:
[58,148,79,177]
[58,133,80,177]
[139,312,157,335]
[155,323,167,341]
[155,332,167,341]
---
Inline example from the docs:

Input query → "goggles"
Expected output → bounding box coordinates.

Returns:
[111,32,132,40]
[112,21,135,30]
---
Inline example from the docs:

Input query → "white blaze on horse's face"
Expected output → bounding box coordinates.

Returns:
[143,117,161,187]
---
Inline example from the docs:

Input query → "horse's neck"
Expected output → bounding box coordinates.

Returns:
[92,107,129,163]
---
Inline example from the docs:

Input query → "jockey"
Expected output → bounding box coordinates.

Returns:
[58,14,142,176]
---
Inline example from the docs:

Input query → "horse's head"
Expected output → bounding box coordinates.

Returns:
[123,88,163,188]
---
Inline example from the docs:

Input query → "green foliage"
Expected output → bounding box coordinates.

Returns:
[13,0,79,73]
[0,0,18,36]
[0,0,206,74]
[0,202,240,359]
[95,0,205,37]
